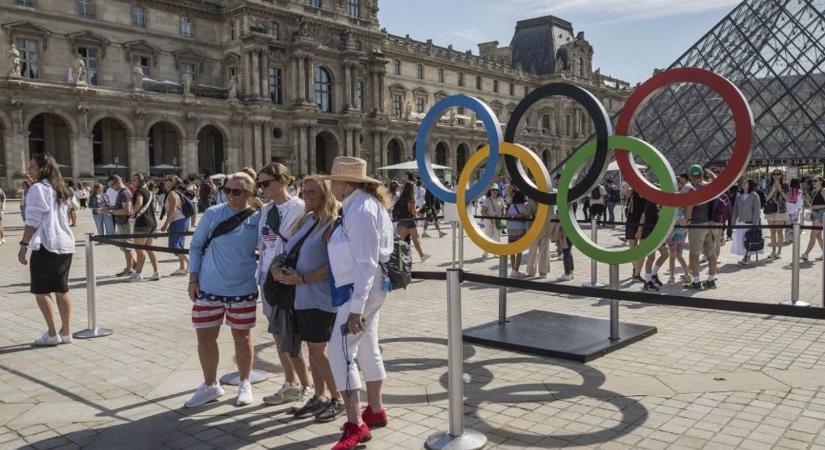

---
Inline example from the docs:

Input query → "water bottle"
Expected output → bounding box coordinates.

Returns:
[382,275,392,293]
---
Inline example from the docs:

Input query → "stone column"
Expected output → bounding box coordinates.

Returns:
[10,105,26,178]
[343,64,352,111]
[372,72,380,113]
[69,133,81,180]
[307,125,317,174]
[378,73,386,114]
[250,50,260,98]
[259,50,268,99]
[296,55,306,104]
[297,125,308,176]
[305,56,314,106]
[262,122,272,165]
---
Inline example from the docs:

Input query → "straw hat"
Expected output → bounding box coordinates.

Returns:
[322,156,382,185]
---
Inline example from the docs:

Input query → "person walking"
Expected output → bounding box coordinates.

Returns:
[100,175,135,278]
[480,187,505,259]
[764,170,789,259]
[160,176,190,276]
[636,197,668,291]
[605,179,620,226]
[17,154,75,346]
[731,179,762,265]
[786,178,802,244]
[802,176,825,261]
[185,172,260,408]
[549,204,575,281]
[256,163,314,407]
[589,184,608,226]
[393,182,429,262]
[76,183,89,209]
[421,189,446,238]
[506,190,531,277]
[625,187,647,282]
[325,156,393,450]
[525,196,551,278]
[129,173,160,282]
[684,165,719,290]
[273,176,345,422]
[0,186,6,245]
[103,176,119,235]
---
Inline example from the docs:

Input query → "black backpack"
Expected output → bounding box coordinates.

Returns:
[607,186,621,203]
[745,227,765,253]
[174,188,197,218]
[382,238,412,291]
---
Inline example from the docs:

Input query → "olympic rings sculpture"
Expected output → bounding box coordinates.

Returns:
[415,67,755,265]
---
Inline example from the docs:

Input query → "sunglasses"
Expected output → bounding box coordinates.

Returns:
[223,187,248,197]
[773,173,782,176]
[256,179,275,189]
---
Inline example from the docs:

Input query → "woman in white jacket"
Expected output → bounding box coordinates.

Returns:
[325,157,393,450]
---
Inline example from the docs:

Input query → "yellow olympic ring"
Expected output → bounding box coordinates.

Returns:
[457,143,551,256]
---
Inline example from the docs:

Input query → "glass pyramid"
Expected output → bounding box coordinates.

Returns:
[625,0,825,173]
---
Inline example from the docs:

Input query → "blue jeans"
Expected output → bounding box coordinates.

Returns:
[92,213,106,236]
[562,238,574,275]
[102,214,115,235]
[606,202,617,224]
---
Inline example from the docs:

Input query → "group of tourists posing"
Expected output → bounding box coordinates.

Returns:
[19,153,393,450]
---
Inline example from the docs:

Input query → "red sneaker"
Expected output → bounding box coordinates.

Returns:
[361,406,388,428]
[332,422,371,450]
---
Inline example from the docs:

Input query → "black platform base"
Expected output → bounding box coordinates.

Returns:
[463,310,657,362]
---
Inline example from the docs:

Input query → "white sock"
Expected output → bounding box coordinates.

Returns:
[693,275,701,284]
[651,264,660,276]
[645,273,652,282]
[708,274,716,282]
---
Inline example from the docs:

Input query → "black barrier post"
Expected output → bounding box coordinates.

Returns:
[498,255,507,324]
[73,235,113,339]
[782,222,809,307]
[609,264,620,341]
[425,269,487,450]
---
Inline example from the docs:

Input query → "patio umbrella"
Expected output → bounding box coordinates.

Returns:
[378,161,451,171]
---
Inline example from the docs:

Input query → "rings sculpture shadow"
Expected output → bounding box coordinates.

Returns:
[380,336,648,448]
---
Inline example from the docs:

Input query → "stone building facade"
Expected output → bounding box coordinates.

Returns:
[0,0,630,191]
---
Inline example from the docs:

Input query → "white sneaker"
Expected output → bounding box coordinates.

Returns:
[263,382,304,405]
[557,273,575,282]
[236,380,253,406]
[59,332,73,345]
[33,332,62,346]
[421,254,431,262]
[128,272,143,283]
[170,268,188,276]
[147,272,161,281]
[421,233,431,238]
[184,383,225,408]
[0,238,6,245]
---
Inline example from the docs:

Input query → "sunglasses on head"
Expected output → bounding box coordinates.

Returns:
[223,187,247,197]
[256,179,275,189]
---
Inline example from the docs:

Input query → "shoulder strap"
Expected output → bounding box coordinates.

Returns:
[203,208,255,253]
[286,220,320,259]
[135,191,154,218]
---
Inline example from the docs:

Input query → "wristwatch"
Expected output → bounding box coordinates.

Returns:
[19,241,28,247]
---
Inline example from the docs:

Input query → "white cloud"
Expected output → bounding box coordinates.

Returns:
[497,0,740,23]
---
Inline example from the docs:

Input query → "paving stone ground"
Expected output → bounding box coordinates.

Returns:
[1,203,825,449]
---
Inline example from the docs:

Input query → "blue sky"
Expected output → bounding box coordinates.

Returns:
[379,0,741,84]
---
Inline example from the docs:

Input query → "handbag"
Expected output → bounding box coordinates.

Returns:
[745,226,765,252]
[263,221,318,309]
[495,218,507,230]
[325,218,355,307]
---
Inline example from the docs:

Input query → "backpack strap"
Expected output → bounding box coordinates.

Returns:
[203,208,255,254]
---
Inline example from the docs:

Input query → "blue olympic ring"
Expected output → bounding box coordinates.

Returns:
[415,95,502,204]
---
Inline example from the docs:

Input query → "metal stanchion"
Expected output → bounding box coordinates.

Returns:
[498,255,508,325]
[782,222,809,307]
[609,264,620,342]
[426,269,486,450]
[74,235,113,339]
[451,222,457,269]
[458,224,465,270]
[583,218,606,288]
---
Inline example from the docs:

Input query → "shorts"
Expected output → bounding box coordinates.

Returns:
[192,291,258,330]
[507,231,525,243]
[812,209,825,223]
[667,240,684,253]
[398,219,417,229]
[688,223,716,255]
[114,222,132,252]
[625,223,640,240]
[168,218,188,250]
[295,308,337,343]
[30,248,72,294]
[133,226,156,235]
[766,213,788,223]
[0,211,4,221]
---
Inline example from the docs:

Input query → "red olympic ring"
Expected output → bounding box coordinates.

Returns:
[615,67,754,208]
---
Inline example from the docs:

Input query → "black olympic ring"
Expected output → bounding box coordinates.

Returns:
[503,83,613,204]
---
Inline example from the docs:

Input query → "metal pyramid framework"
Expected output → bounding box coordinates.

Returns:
[627,0,825,172]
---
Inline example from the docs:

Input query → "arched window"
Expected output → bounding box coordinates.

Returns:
[314,67,332,113]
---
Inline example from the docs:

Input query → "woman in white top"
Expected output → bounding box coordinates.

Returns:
[254,163,313,407]
[480,186,506,258]
[18,153,76,346]
[326,157,394,450]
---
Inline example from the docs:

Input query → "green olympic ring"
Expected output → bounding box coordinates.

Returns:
[558,136,677,265]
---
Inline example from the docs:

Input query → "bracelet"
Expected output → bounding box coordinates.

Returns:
[19,241,28,247]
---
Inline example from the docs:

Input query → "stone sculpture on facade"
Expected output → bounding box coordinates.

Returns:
[182,71,193,96]
[72,53,86,85]
[132,63,145,90]
[227,75,238,100]
[404,101,412,120]
[8,43,22,78]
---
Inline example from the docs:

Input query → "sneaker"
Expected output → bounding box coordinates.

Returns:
[147,272,161,281]
[59,332,73,345]
[420,254,431,263]
[294,396,327,419]
[184,383,225,408]
[263,382,303,405]
[511,270,524,278]
[0,238,6,245]
[116,268,132,277]
[643,281,659,292]
[439,232,448,238]
[236,380,253,406]
[539,273,548,278]
[361,405,388,428]
[651,275,663,287]
[297,385,315,403]
[738,259,750,266]
[482,253,489,259]
[632,274,645,283]
[170,268,188,276]
[33,332,61,347]
[702,279,717,289]
[421,233,431,238]
[801,253,810,261]
[315,398,345,423]
[128,272,143,283]
[683,281,703,290]
[332,422,371,450]
[557,273,574,282]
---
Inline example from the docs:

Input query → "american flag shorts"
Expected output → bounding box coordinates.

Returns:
[191,291,258,330]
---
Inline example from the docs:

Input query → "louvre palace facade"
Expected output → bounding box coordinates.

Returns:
[0,0,630,190]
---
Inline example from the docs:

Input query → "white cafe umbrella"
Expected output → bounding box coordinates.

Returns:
[210,173,227,180]
[95,163,122,170]
[150,164,180,171]
[378,161,451,171]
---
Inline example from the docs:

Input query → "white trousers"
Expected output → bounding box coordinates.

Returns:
[329,271,387,392]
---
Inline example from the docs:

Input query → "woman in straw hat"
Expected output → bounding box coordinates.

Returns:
[324,156,393,450]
